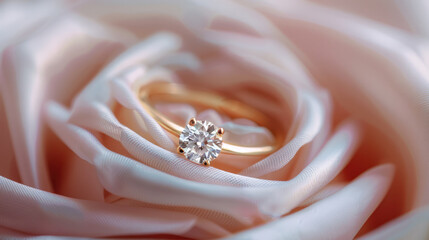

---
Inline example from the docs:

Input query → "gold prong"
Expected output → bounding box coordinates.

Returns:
[189,117,196,126]
[217,127,224,136]
[203,160,210,166]
[177,146,184,154]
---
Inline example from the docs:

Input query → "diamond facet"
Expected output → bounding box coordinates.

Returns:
[179,119,223,164]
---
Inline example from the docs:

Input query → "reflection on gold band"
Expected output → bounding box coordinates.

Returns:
[139,81,280,156]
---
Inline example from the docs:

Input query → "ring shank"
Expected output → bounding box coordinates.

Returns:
[139,81,279,155]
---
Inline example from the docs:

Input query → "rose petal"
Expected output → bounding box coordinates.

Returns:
[224,164,395,240]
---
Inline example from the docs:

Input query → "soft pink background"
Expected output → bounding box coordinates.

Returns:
[0,0,428,239]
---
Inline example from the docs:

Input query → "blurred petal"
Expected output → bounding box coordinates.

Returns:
[359,206,429,240]
[0,11,132,190]
[225,164,394,240]
[0,176,228,238]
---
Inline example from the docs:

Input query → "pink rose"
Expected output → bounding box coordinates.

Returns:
[0,1,428,239]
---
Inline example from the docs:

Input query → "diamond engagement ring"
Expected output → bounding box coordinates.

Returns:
[139,81,281,166]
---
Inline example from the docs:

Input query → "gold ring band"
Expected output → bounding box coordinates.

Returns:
[139,81,280,165]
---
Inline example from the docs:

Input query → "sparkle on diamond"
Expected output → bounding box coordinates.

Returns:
[179,120,223,164]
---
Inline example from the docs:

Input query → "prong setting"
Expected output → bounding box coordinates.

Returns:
[179,119,223,165]
[217,127,224,136]
[177,146,184,154]
[188,117,196,126]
